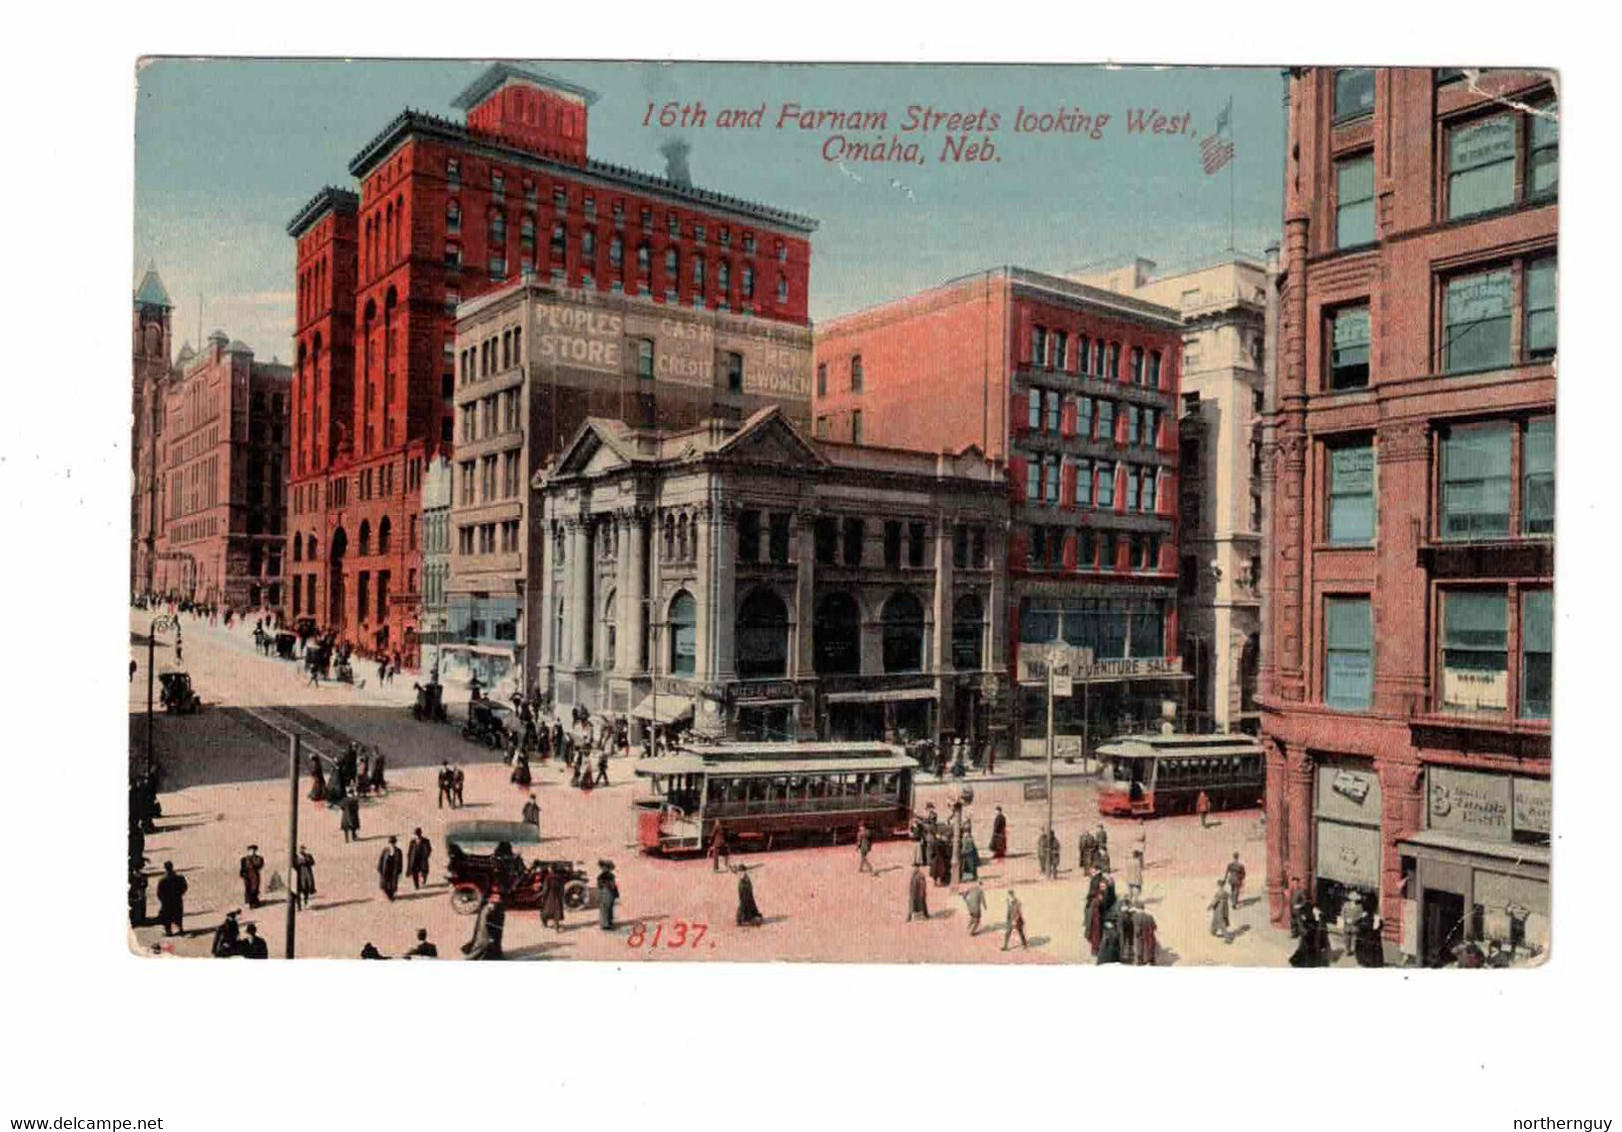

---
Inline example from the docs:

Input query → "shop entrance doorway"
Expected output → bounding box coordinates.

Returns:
[1422,889,1466,967]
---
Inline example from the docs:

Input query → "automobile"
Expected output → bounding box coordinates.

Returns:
[413,680,449,722]
[442,821,592,914]
[158,670,202,713]
[461,697,514,748]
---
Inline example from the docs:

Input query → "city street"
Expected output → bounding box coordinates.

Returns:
[130,608,1295,964]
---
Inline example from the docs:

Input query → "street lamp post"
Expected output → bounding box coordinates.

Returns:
[285,734,300,959]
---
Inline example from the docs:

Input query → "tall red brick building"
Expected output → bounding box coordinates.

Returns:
[286,63,813,661]
[814,268,1185,752]
[1261,68,1556,965]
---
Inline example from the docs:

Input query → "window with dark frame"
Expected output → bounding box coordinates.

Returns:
[1333,68,1375,121]
[1440,589,1509,714]
[1329,305,1371,390]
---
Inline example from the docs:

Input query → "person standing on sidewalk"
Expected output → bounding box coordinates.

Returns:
[339,788,361,843]
[1209,879,1232,943]
[378,835,404,901]
[990,806,1008,861]
[1225,852,1247,914]
[452,765,466,808]
[597,860,620,931]
[437,762,454,809]
[405,929,438,958]
[238,845,264,909]
[1001,889,1027,951]
[294,846,317,909]
[907,863,929,922]
[521,794,540,828]
[856,822,874,874]
[1196,790,1213,828]
[406,829,431,890]
[709,822,731,873]
[961,879,988,935]
[155,861,187,936]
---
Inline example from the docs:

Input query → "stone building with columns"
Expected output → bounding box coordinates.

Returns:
[1261,68,1555,964]
[534,407,1010,746]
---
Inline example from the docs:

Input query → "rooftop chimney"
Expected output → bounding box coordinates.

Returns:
[660,138,692,188]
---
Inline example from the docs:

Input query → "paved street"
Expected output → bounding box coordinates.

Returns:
[130,608,1295,964]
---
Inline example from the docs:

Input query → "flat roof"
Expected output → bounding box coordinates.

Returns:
[636,753,918,777]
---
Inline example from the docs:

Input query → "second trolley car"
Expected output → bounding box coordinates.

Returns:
[1096,733,1265,818]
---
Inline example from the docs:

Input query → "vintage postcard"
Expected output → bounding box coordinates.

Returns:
[128,59,1556,968]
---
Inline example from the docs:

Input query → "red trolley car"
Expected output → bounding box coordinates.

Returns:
[1096,733,1264,818]
[633,741,918,856]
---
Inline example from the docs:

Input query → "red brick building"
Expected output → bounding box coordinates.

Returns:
[285,63,814,662]
[1261,68,1556,965]
[814,268,1185,752]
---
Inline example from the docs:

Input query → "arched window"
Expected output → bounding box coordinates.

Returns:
[359,519,372,557]
[736,588,789,679]
[307,534,318,561]
[951,593,984,671]
[882,591,926,673]
[378,516,391,554]
[293,532,303,563]
[668,591,697,676]
[602,589,618,672]
[814,592,862,676]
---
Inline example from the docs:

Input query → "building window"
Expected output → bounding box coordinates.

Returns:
[851,410,863,446]
[1336,154,1375,248]
[1142,468,1157,514]
[815,416,829,439]
[1125,466,1140,512]
[814,516,838,565]
[768,513,791,564]
[883,520,903,568]
[908,521,926,568]
[776,274,789,303]
[1446,114,1517,219]
[881,591,926,674]
[725,352,744,394]
[1443,268,1513,374]
[1076,459,1093,507]
[1333,68,1375,121]
[446,200,461,234]
[1327,442,1376,544]
[814,592,861,676]
[850,354,863,393]
[736,588,789,679]
[1529,100,1559,200]
[842,517,865,566]
[1148,350,1162,389]
[1080,396,1094,439]
[952,593,984,670]
[1522,417,1554,535]
[1044,390,1060,434]
[816,363,827,396]
[1028,388,1042,432]
[637,338,655,380]
[1096,461,1115,509]
[1521,588,1552,720]
[668,591,697,676]
[1045,460,1060,505]
[1130,347,1144,385]
[1105,343,1119,380]
[1025,460,1041,504]
[738,510,762,564]
[1097,400,1115,443]
[446,158,460,186]
[1325,596,1373,711]
[1440,590,1508,714]
[1329,305,1371,390]
[1525,256,1557,361]
[1440,423,1511,540]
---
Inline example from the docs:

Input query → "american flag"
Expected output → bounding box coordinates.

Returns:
[1202,97,1235,176]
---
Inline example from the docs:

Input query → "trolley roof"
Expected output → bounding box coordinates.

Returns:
[1097,734,1263,760]
[635,752,918,778]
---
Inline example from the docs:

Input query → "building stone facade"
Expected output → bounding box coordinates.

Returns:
[535,408,1009,748]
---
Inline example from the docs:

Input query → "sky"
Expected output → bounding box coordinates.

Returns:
[134,59,1286,360]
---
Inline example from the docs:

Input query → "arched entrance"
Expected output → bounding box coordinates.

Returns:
[328,526,349,631]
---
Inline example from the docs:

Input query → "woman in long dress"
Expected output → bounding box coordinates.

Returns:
[369,750,386,792]
[540,865,566,931]
[736,866,764,926]
[307,756,327,803]
[989,807,1008,860]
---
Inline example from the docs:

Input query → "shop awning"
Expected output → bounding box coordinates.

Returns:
[631,694,695,724]
[823,687,938,705]
[1397,829,1551,869]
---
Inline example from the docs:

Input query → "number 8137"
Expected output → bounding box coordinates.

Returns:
[627,920,709,950]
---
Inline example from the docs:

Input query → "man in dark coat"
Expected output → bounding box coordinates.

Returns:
[1084,871,1106,956]
[452,766,466,807]
[155,861,187,936]
[339,789,361,842]
[990,806,1008,860]
[462,891,506,959]
[405,929,438,959]
[1225,852,1247,913]
[378,835,404,900]
[437,761,454,809]
[907,864,929,922]
[238,845,265,908]
[294,846,317,909]
[211,910,242,958]
[1356,913,1386,967]
[1118,903,1138,964]
[1288,877,1309,939]
[596,750,610,786]
[241,923,269,959]
[521,794,540,828]
[1096,902,1123,964]
[597,861,620,930]
[406,829,431,890]
[735,865,765,926]
[1134,905,1159,965]
[369,750,386,792]
[1079,828,1098,872]
[1002,889,1027,951]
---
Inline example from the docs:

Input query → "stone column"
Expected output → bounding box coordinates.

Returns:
[1264,735,1289,925]
[568,518,590,668]
[1283,742,1314,904]
[792,512,816,678]
[712,502,737,681]
[1373,421,1433,718]
[1380,755,1424,941]
[694,504,713,680]
[620,509,646,673]
[932,517,955,675]
[538,514,555,677]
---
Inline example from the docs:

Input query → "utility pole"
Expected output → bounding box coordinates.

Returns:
[286,733,300,959]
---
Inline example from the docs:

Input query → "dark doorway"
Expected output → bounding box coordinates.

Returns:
[328,526,349,631]
[1423,890,1467,967]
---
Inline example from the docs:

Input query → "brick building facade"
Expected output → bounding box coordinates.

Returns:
[814,268,1185,754]
[285,63,814,663]
[1261,67,1556,965]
